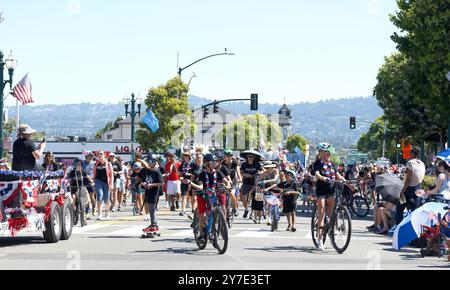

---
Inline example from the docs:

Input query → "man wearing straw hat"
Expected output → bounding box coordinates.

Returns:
[12,125,46,171]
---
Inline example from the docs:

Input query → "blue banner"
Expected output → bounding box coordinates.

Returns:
[142,110,159,133]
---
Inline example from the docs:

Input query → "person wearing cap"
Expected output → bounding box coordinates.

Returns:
[179,152,193,216]
[240,152,264,219]
[130,162,145,216]
[221,149,240,217]
[81,151,96,217]
[187,153,204,219]
[68,158,94,226]
[164,151,182,212]
[141,157,164,233]
[313,143,346,251]
[108,153,124,212]
[93,150,114,220]
[12,124,46,171]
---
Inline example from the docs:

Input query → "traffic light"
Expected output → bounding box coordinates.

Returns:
[251,94,258,111]
[213,101,219,114]
[203,106,210,118]
[350,117,356,130]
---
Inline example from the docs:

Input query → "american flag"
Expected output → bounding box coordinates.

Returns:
[12,74,34,105]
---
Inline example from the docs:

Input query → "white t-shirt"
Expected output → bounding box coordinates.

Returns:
[406,159,425,187]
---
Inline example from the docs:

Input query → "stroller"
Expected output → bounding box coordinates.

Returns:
[419,211,449,258]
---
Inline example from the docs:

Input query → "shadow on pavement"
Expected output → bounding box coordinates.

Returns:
[0,237,46,247]
[133,247,222,256]
[245,246,326,255]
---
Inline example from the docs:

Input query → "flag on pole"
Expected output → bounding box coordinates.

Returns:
[142,110,159,133]
[12,74,34,105]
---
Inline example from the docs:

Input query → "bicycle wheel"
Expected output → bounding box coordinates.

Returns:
[330,205,352,254]
[271,205,278,232]
[79,191,85,227]
[350,195,370,218]
[193,210,207,250]
[227,206,234,229]
[311,205,327,248]
[213,208,229,255]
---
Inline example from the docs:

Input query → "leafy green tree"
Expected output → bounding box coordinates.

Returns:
[387,0,450,147]
[286,134,309,154]
[3,118,17,137]
[220,113,282,151]
[136,77,192,153]
[357,117,399,162]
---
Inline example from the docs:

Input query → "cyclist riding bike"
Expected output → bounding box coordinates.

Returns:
[221,149,240,217]
[313,143,347,251]
[189,153,220,243]
[67,158,95,226]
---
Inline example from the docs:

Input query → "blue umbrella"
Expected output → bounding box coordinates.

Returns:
[436,149,450,161]
[393,202,448,251]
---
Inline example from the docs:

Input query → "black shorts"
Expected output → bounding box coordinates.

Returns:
[241,184,254,196]
[181,183,190,196]
[283,201,297,213]
[145,192,158,204]
[251,199,264,211]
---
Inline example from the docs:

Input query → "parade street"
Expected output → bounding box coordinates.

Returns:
[0,205,447,270]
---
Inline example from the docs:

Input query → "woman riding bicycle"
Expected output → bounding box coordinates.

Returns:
[313,143,347,251]
[68,158,94,225]
[189,153,220,243]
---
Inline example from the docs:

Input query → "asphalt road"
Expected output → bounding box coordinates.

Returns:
[0,201,448,270]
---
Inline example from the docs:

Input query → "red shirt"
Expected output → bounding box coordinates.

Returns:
[165,161,181,181]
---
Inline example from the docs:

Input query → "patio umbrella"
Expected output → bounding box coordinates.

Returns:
[393,202,448,251]
[375,173,403,204]
[436,149,450,161]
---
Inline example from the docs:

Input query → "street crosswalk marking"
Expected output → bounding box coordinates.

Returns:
[71,223,388,242]
[234,231,273,238]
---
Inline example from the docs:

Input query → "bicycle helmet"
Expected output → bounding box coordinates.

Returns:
[203,153,217,163]
[224,148,233,156]
[317,143,335,154]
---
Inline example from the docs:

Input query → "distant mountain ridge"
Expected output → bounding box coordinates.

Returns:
[6,96,382,147]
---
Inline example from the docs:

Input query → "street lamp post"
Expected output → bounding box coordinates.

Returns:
[178,49,235,76]
[0,51,17,158]
[124,93,142,162]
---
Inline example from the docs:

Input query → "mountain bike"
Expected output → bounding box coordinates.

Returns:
[311,181,352,254]
[341,181,370,218]
[192,192,229,255]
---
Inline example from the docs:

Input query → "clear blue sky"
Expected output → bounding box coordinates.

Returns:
[1,0,398,106]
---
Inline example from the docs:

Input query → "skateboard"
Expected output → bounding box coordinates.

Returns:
[141,231,161,238]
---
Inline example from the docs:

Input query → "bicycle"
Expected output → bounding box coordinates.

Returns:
[263,191,282,232]
[311,181,352,254]
[67,185,88,227]
[218,185,234,229]
[192,192,229,255]
[341,180,370,218]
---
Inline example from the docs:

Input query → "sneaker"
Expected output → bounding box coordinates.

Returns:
[243,210,249,219]
[104,212,110,220]
[117,207,122,212]
[175,200,180,209]
[317,240,325,251]
[144,215,150,221]
[170,206,176,212]
[111,208,116,213]
[291,227,297,233]
[96,215,103,221]
[143,225,157,233]
[233,209,239,217]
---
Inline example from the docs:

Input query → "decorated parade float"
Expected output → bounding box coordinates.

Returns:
[0,170,73,243]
